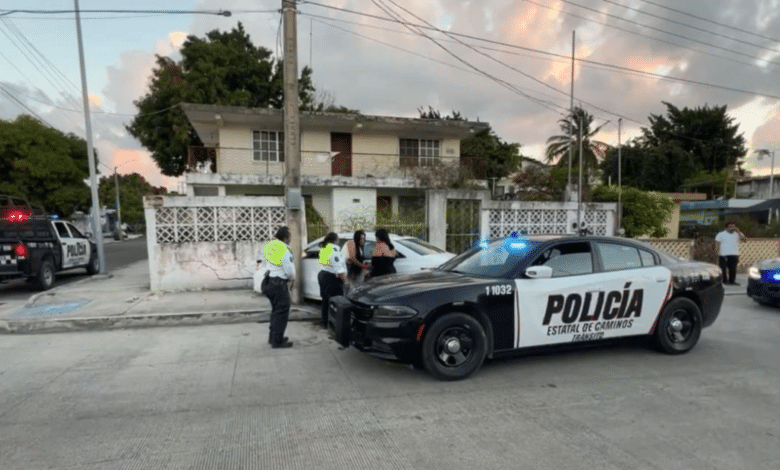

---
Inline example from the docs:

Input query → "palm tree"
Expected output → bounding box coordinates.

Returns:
[545,107,610,199]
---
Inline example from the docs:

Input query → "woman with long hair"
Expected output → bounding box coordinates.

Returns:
[342,230,371,285]
[371,228,397,278]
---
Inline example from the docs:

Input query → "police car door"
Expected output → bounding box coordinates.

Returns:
[53,221,82,269]
[513,240,671,348]
[65,222,91,267]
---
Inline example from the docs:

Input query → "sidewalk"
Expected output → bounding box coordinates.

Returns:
[0,259,748,334]
[0,260,319,334]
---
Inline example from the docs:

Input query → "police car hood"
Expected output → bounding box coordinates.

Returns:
[755,257,780,271]
[348,269,482,303]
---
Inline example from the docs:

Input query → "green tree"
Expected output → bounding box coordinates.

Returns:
[0,115,92,217]
[546,107,609,172]
[511,166,566,201]
[417,106,521,180]
[601,102,746,195]
[600,140,697,192]
[592,185,675,238]
[128,23,318,177]
[98,173,167,227]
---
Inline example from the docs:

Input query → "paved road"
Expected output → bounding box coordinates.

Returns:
[1,294,777,470]
[0,236,148,301]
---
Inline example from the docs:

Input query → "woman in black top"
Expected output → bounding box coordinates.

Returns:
[371,228,397,277]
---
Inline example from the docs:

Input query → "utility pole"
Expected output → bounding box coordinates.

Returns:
[567,31,575,203]
[617,118,622,235]
[282,0,303,304]
[74,0,106,273]
[577,117,583,234]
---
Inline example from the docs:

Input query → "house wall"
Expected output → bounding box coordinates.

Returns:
[308,187,331,226]
[301,130,331,176]
[216,126,463,179]
[332,187,377,231]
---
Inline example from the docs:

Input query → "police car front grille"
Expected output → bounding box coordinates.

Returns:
[348,300,373,321]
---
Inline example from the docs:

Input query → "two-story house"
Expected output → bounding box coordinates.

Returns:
[181,103,489,231]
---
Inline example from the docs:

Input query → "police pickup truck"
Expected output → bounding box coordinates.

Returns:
[0,195,99,291]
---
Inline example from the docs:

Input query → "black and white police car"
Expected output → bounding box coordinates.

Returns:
[329,235,725,381]
[747,257,780,305]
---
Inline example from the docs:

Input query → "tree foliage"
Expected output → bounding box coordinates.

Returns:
[511,166,566,201]
[417,106,521,181]
[601,102,747,194]
[545,106,609,195]
[98,173,167,227]
[128,23,318,177]
[0,115,93,218]
[592,185,675,238]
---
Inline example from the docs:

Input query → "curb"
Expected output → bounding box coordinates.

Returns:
[0,307,319,335]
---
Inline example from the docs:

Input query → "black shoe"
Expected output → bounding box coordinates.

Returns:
[731,282,740,286]
[268,336,288,344]
[271,340,293,349]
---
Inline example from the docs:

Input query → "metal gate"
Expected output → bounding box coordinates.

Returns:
[446,199,480,254]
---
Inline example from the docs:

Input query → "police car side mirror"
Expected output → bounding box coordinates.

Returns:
[525,265,553,279]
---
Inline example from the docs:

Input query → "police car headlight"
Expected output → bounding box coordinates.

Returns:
[373,305,417,320]
[748,266,760,280]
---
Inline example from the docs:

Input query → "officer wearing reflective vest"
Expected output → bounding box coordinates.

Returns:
[317,232,348,329]
[259,226,295,348]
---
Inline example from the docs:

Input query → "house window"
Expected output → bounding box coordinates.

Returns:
[252,131,284,162]
[400,138,439,167]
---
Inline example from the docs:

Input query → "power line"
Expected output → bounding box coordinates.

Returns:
[601,0,780,54]
[557,0,780,68]
[0,9,232,17]
[635,0,780,44]
[367,0,565,114]
[301,0,780,99]
[0,84,53,126]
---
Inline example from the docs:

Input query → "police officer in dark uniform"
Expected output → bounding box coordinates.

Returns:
[260,226,295,348]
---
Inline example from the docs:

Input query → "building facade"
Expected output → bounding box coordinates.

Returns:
[181,103,489,231]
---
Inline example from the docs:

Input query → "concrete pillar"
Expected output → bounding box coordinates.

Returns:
[426,190,447,249]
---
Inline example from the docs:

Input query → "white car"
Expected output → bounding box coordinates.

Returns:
[301,233,456,300]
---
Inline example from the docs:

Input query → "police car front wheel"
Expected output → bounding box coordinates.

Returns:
[421,313,487,381]
[655,297,702,355]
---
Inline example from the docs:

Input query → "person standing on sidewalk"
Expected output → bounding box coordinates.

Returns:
[260,227,295,348]
[715,221,746,285]
[318,232,348,329]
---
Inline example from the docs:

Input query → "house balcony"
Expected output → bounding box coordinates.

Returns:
[186,146,488,189]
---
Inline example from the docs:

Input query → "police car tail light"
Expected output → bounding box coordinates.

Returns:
[14,243,28,259]
[5,209,32,223]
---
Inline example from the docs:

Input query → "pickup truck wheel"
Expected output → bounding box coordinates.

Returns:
[86,254,100,275]
[34,259,55,291]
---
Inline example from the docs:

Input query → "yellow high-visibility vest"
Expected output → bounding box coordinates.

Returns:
[265,239,288,266]
[319,243,337,266]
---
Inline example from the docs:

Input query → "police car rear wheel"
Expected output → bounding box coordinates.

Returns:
[86,254,99,275]
[655,297,702,354]
[34,259,55,291]
[421,313,487,381]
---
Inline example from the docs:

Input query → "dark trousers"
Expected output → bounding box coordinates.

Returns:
[264,277,290,344]
[318,270,344,328]
[719,255,738,283]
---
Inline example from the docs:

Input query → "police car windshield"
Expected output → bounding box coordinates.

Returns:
[440,238,541,278]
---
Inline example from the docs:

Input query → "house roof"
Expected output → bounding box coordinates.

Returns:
[181,103,490,147]
[725,198,780,213]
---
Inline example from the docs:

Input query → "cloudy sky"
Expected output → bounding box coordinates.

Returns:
[2,0,780,191]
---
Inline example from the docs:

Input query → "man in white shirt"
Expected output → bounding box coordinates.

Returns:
[715,221,746,285]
